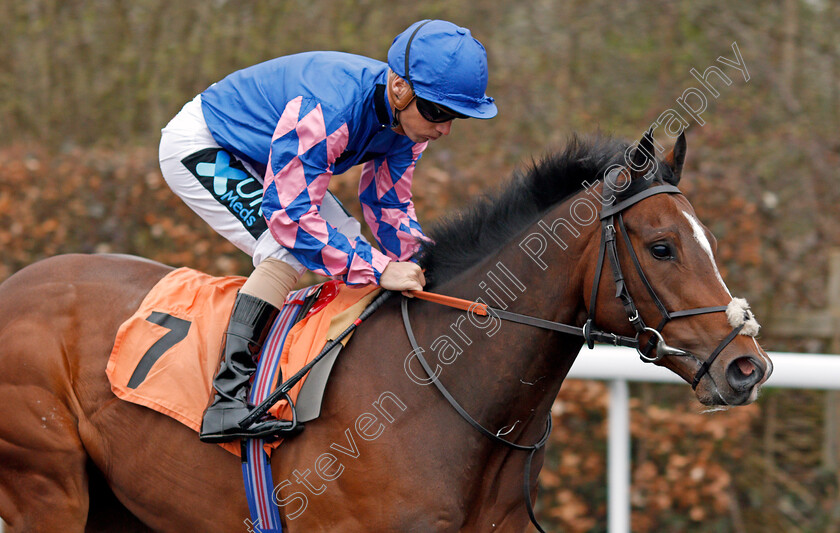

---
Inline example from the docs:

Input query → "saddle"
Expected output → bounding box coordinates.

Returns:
[106,267,379,456]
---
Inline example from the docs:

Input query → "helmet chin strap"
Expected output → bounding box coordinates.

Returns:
[390,104,403,129]
[389,21,429,129]
[390,19,428,129]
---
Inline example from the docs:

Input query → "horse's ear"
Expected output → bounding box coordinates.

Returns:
[663,131,686,184]
[629,128,656,180]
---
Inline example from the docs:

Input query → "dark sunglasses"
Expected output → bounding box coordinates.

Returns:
[415,97,468,123]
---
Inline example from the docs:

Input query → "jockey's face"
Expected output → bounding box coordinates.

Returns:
[395,100,454,144]
[389,75,455,144]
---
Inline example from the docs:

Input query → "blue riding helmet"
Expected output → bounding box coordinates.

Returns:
[388,20,497,119]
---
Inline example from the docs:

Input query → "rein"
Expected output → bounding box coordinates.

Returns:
[401,298,551,531]
[402,182,754,530]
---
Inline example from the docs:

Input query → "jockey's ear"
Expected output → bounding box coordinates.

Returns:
[663,131,687,185]
[388,72,415,111]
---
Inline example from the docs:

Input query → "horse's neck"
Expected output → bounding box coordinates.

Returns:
[416,200,594,439]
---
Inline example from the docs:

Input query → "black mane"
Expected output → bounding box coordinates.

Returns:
[417,134,676,286]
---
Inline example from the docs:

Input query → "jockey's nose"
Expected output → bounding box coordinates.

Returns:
[436,121,452,136]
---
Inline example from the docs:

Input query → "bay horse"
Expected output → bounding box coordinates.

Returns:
[0,132,771,532]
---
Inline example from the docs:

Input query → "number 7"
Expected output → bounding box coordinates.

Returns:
[127,312,191,389]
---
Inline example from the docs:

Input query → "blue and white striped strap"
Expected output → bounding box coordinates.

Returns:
[241,286,316,533]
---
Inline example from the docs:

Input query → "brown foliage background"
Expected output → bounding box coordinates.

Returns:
[2,1,839,531]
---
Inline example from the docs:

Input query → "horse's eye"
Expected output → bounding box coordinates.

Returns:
[650,243,673,260]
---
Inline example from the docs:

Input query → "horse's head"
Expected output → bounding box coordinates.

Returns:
[584,130,772,406]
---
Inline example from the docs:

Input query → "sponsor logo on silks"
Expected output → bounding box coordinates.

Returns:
[181,148,269,239]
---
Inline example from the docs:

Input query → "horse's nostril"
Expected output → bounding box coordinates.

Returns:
[736,357,754,376]
[726,356,763,392]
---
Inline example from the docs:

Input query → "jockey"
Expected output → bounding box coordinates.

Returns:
[158,19,497,442]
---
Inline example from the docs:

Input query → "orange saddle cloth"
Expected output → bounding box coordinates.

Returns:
[106,267,379,455]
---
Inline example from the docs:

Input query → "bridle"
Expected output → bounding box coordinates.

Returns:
[401,178,756,531]
[587,181,749,389]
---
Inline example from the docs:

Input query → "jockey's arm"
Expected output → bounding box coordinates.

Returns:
[260,98,426,289]
[357,143,430,293]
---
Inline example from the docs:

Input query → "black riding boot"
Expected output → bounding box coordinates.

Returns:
[199,293,295,443]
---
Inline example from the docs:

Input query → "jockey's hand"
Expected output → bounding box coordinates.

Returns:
[379,261,426,296]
